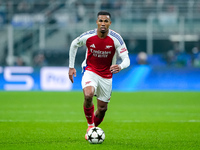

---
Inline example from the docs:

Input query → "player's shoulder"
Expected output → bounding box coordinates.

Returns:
[80,29,96,39]
[109,29,121,36]
[108,29,124,45]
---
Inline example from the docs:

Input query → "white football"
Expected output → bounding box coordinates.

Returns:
[87,127,105,144]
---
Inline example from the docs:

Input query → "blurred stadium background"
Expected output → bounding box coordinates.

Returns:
[0,0,200,91]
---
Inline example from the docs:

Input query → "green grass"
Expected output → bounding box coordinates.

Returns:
[0,92,200,150]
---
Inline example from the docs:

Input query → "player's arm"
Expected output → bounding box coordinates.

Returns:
[110,36,130,74]
[68,37,84,83]
[118,53,130,70]
[110,53,130,74]
[68,68,76,83]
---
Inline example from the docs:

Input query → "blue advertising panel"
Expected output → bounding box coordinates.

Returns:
[0,67,72,91]
[112,66,200,91]
[0,66,199,91]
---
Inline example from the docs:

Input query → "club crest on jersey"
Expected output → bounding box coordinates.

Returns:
[105,45,112,49]
[90,44,96,48]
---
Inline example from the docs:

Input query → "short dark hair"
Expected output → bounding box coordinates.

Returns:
[97,11,111,19]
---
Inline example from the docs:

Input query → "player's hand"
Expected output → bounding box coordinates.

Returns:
[68,68,76,83]
[110,65,121,74]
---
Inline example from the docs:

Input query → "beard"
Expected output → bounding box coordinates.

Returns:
[100,30,106,34]
[100,27,107,33]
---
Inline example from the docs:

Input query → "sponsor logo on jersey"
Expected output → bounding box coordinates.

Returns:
[90,49,111,58]
[105,45,112,49]
[120,47,127,53]
[90,44,96,48]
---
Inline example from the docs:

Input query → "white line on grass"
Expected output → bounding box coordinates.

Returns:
[0,120,200,123]
[0,111,80,114]
[0,120,86,122]
[117,120,200,123]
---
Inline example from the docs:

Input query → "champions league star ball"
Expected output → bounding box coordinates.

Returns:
[87,127,105,144]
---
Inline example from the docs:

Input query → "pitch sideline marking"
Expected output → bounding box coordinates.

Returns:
[0,120,200,123]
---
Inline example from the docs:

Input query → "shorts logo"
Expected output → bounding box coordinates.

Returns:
[85,81,91,85]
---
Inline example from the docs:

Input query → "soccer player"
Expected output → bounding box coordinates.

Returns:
[68,11,130,140]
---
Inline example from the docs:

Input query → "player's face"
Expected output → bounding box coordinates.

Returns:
[96,15,111,33]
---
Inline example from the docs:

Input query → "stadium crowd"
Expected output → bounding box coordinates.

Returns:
[1,0,200,25]
[0,0,200,67]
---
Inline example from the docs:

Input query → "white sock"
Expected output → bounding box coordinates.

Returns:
[88,123,94,126]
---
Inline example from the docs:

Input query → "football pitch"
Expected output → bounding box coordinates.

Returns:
[0,91,200,150]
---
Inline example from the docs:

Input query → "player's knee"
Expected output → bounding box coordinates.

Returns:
[84,92,93,101]
[98,105,107,113]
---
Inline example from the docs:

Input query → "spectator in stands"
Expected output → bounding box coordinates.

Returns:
[144,0,155,13]
[0,0,6,25]
[166,49,176,66]
[75,1,86,22]
[14,56,26,66]
[111,0,124,21]
[174,48,188,67]
[158,4,178,25]
[100,0,112,10]
[127,39,138,53]
[5,1,13,23]
[157,0,164,12]
[136,51,148,65]
[46,12,57,25]
[45,11,58,35]
[191,47,200,67]
[33,53,47,67]
[165,41,189,67]
[17,0,32,13]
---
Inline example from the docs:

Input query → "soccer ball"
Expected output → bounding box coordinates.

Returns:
[87,127,105,144]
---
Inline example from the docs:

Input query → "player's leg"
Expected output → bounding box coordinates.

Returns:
[83,86,95,140]
[82,71,98,127]
[83,86,95,126]
[82,71,98,140]
[94,99,108,126]
[94,76,112,126]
